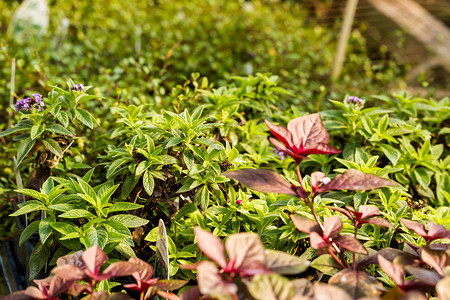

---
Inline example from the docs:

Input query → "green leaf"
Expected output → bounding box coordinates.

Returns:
[99,184,120,206]
[48,203,75,212]
[108,202,143,213]
[86,226,108,249]
[120,175,138,200]
[19,221,40,246]
[46,124,73,136]
[77,178,98,203]
[59,232,82,240]
[50,222,79,235]
[183,151,195,169]
[79,193,98,207]
[39,217,53,244]
[9,201,47,216]
[414,168,431,188]
[75,108,94,129]
[115,242,136,258]
[249,274,295,300]
[311,254,342,276]
[42,139,63,157]
[15,188,45,201]
[143,171,154,196]
[165,137,184,148]
[30,124,45,140]
[136,160,151,176]
[0,124,31,138]
[194,185,210,210]
[377,114,389,133]
[59,209,95,219]
[29,242,50,280]
[103,220,133,246]
[228,147,239,162]
[108,214,149,228]
[16,137,35,165]
[264,249,310,275]
[160,155,178,165]
[57,111,69,128]
[106,158,129,179]
[82,167,96,183]
[379,144,401,166]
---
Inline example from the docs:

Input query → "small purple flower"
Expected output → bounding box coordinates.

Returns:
[71,84,85,92]
[236,199,243,206]
[15,94,45,112]
[346,96,365,106]
[274,148,285,161]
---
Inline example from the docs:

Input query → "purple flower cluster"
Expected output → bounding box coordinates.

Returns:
[346,96,365,106]
[70,84,85,91]
[15,94,45,112]
[274,147,285,161]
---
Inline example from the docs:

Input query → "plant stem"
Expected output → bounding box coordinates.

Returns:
[353,224,358,271]
[295,164,306,192]
[328,248,346,269]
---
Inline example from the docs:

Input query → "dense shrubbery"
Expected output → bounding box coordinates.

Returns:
[1,0,449,299]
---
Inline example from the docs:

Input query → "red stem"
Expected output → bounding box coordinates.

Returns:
[295,164,306,192]
[328,248,346,269]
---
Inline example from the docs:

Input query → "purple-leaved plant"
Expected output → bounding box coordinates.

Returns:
[265,113,341,165]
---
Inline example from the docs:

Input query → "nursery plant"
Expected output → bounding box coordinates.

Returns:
[1,77,449,299]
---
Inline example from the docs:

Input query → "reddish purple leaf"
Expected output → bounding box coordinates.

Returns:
[290,215,320,235]
[287,113,329,147]
[224,169,297,196]
[194,227,227,269]
[197,261,238,296]
[357,248,418,269]
[313,283,352,300]
[108,293,133,300]
[66,283,91,297]
[334,235,367,254]
[400,219,428,238]
[264,249,310,275]
[47,276,76,298]
[265,120,293,150]
[157,291,180,300]
[51,264,86,281]
[180,286,201,300]
[82,245,107,276]
[23,287,45,299]
[225,232,267,276]
[363,217,394,228]
[317,169,398,193]
[102,261,147,279]
[404,266,441,286]
[377,255,405,286]
[420,247,448,277]
[265,114,341,163]
[358,205,380,219]
[128,256,154,282]
[56,250,86,269]
[1,291,33,300]
[323,216,343,239]
[310,172,327,191]
[327,206,354,222]
[310,232,329,249]
[329,269,383,299]
[427,222,450,240]
[301,142,341,156]
[437,277,450,300]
